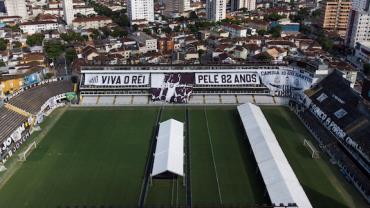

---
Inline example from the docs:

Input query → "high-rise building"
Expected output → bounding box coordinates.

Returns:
[4,0,28,19]
[128,0,154,25]
[63,0,74,25]
[319,0,351,36]
[162,0,191,16]
[206,0,226,21]
[230,0,256,11]
[346,0,370,47]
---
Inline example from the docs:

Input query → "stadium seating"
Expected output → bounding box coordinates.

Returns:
[237,95,255,104]
[204,95,220,104]
[254,95,275,104]
[98,96,115,105]
[8,81,73,114]
[0,107,28,143]
[115,96,133,105]
[132,96,149,104]
[221,95,237,104]
[188,95,204,104]
[80,96,98,105]
[294,103,370,201]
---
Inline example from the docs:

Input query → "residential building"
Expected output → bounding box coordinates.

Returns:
[230,0,256,11]
[129,32,158,53]
[319,0,351,36]
[162,0,191,17]
[221,23,247,38]
[355,41,370,64]
[20,21,60,35]
[127,0,154,24]
[206,0,226,21]
[63,0,74,25]
[346,0,370,47]
[4,0,28,19]
[72,16,112,29]
[73,6,96,16]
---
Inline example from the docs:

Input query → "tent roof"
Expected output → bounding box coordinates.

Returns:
[237,103,312,208]
[151,119,184,177]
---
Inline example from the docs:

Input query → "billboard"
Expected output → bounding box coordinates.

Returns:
[151,73,194,103]
[195,72,260,85]
[84,73,150,86]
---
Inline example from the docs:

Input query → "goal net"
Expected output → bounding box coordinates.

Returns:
[303,139,319,159]
[18,141,37,161]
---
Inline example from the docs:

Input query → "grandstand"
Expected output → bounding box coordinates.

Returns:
[293,70,370,203]
[0,107,28,144]
[8,80,73,114]
[0,78,73,162]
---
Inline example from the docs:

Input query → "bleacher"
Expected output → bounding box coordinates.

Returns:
[293,71,370,202]
[8,80,73,114]
[254,95,275,104]
[0,107,28,143]
[115,96,132,105]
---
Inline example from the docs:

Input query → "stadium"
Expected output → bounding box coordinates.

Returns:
[0,65,368,208]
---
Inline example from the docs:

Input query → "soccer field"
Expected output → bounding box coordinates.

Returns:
[0,106,366,207]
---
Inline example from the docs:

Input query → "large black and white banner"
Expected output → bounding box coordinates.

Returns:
[151,73,194,103]
[195,73,260,85]
[84,73,150,86]
[258,69,313,96]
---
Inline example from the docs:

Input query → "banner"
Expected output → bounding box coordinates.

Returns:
[84,73,150,86]
[258,69,313,96]
[195,73,259,85]
[151,73,194,103]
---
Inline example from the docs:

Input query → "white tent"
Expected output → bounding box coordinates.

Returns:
[151,119,184,177]
[237,103,312,208]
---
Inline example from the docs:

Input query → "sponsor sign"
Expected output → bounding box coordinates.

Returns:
[151,73,194,103]
[195,73,259,85]
[84,73,150,86]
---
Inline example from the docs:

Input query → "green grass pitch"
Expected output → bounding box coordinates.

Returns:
[0,106,366,208]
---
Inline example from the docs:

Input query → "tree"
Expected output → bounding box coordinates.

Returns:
[13,41,22,48]
[257,29,267,36]
[0,38,9,51]
[189,11,198,20]
[0,60,6,67]
[60,31,84,42]
[44,40,65,61]
[255,53,272,62]
[269,25,282,38]
[364,63,370,75]
[26,33,45,46]
[319,36,333,51]
[266,13,284,21]
[65,47,77,64]
[111,27,127,37]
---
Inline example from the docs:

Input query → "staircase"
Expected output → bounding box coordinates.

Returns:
[4,103,32,117]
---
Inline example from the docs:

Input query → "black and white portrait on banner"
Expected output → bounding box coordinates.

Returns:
[258,69,313,97]
[151,73,194,103]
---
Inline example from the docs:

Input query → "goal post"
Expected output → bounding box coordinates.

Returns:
[303,139,319,159]
[18,141,37,161]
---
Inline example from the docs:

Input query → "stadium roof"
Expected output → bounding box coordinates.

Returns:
[237,103,312,208]
[151,119,184,177]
